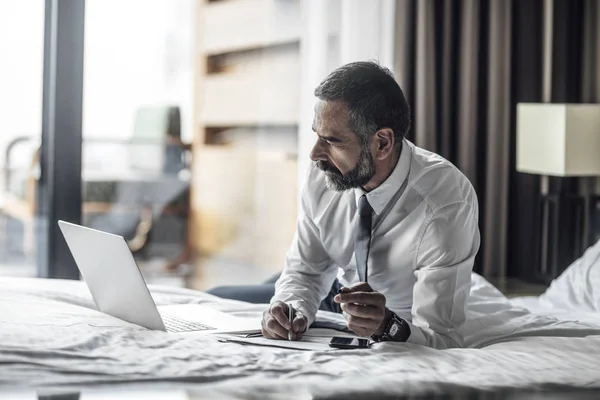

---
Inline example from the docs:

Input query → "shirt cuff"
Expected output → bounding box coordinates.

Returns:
[403,319,427,346]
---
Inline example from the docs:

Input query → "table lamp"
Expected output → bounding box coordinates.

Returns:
[517,103,600,282]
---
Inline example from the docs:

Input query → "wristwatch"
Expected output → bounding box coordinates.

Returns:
[372,312,411,342]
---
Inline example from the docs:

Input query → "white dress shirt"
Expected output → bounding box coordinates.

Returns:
[272,139,480,349]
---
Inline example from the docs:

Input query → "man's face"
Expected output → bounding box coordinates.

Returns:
[310,100,375,191]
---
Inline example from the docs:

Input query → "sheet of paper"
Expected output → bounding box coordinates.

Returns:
[219,328,363,351]
[219,335,335,351]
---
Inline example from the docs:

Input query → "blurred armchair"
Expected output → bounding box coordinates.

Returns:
[1,135,40,258]
[1,105,193,270]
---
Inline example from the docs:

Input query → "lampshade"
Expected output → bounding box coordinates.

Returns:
[516,103,600,177]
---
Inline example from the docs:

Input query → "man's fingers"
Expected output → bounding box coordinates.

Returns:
[262,327,287,340]
[348,282,373,293]
[335,292,386,307]
[262,305,290,340]
[343,312,380,337]
[343,312,374,330]
[262,303,306,341]
[261,327,277,339]
[269,302,291,330]
[351,327,372,338]
[341,302,384,320]
[292,314,307,334]
[337,286,351,294]
[336,282,371,296]
[263,315,289,340]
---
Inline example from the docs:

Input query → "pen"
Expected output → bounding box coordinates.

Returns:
[288,304,295,341]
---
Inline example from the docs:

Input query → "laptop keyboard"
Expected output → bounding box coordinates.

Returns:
[162,315,216,333]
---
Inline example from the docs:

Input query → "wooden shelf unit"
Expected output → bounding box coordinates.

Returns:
[190,0,300,273]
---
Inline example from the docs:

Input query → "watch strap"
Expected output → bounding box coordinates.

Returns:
[372,312,410,342]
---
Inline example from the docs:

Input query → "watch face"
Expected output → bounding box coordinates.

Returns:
[389,322,400,337]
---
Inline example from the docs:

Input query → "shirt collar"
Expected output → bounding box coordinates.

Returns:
[354,139,412,215]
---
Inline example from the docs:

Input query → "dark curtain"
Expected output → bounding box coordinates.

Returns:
[393,0,600,280]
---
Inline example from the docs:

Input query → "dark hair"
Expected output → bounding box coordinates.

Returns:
[314,61,411,145]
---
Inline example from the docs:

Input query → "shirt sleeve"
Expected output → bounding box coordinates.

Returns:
[270,182,338,326]
[405,201,480,349]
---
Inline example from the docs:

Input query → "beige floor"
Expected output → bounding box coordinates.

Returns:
[139,256,278,290]
[0,254,277,291]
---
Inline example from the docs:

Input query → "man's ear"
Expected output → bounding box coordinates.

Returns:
[373,128,395,160]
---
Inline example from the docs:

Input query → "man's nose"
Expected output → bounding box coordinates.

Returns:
[310,139,327,162]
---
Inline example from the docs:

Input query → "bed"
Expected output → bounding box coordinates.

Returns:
[2,242,600,397]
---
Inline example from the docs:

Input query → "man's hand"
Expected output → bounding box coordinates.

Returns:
[334,282,391,337]
[261,301,308,341]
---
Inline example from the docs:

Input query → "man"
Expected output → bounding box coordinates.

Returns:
[210,61,480,349]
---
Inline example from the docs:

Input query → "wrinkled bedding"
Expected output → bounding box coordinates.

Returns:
[1,273,600,395]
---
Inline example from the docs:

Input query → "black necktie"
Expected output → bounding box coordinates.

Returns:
[355,195,373,283]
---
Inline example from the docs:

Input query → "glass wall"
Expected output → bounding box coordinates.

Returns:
[0,1,45,277]
[81,0,196,287]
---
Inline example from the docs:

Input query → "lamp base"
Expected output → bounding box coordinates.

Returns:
[537,191,584,285]
[588,195,600,247]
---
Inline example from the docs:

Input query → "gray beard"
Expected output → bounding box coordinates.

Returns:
[318,150,375,191]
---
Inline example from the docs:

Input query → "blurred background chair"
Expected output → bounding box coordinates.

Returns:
[1,105,192,271]
[1,136,39,262]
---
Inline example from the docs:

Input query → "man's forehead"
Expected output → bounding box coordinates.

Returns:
[313,100,351,132]
[314,99,349,115]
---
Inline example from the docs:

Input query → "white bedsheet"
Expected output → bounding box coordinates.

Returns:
[1,274,600,396]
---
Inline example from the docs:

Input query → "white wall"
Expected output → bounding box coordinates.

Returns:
[297,0,339,188]
[83,0,196,143]
[297,0,397,191]
[0,0,44,180]
[340,0,396,68]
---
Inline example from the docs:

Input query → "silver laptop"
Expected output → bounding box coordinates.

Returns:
[58,220,261,335]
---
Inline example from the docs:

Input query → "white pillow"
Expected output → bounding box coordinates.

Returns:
[538,239,600,312]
